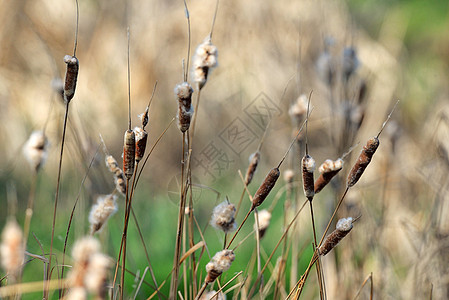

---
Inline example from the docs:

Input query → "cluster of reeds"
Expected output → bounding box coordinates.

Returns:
[2,0,428,299]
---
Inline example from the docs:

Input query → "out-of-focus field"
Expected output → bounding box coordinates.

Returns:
[0,0,448,299]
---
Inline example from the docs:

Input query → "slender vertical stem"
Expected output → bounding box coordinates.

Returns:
[170,132,187,299]
[46,101,70,299]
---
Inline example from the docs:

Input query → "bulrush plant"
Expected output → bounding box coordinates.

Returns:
[196,249,235,299]
[47,0,80,297]
[88,194,118,235]
[0,219,24,283]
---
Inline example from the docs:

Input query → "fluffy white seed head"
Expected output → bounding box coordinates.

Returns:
[283,169,295,183]
[200,291,226,300]
[302,155,316,172]
[318,158,343,174]
[23,130,49,172]
[0,220,24,276]
[336,217,353,231]
[192,37,218,89]
[210,201,237,233]
[89,194,118,234]
[206,250,235,277]
[65,287,87,300]
[84,252,111,296]
[254,209,272,238]
[289,94,308,124]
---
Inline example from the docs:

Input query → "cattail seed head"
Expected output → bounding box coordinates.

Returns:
[205,250,235,283]
[23,130,49,173]
[200,291,225,300]
[63,55,79,102]
[245,151,260,186]
[302,154,315,200]
[210,201,237,233]
[133,127,148,162]
[193,37,218,90]
[251,167,280,210]
[283,169,295,183]
[105,155,126,195]
[175,82,194,132]
[314,158,343,193]
[65,287,87,300]
[89,194,118,235]
[84,252,111,298]
[347,137,379,187]
[68,236,111,298]
[343,47,359,80]
[254,209,272,239]
[319,217,353,256]
[289,94,308,126]
[123,129,136,179]
[0,220,24,277]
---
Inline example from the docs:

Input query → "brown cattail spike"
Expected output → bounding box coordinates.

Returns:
[123,129,136,179]
[205,250,235,283]
[63,55,79,102]
[245,151,260,186]
[134,127,148,162]
[319,217,353,256]
[302,154,315,200]
[175,82,194,132]
[251,167,280,210]
[347,137,379,187]
[314,158,343,193]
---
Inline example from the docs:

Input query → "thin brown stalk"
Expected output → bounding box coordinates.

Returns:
[60,143,100,298]
[247,199,308,299]
[46,100,70,298]
[169,131,187,299]
[353,272,373,300]
[253,208,263,296]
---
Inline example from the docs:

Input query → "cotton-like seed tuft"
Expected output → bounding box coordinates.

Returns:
[68,236,111,298]
[199,291,226,300]
[23,130,49,173]
[65,287,87,300]
[84,252,111,297]
[89,194,118,234]
[314,158,344,193]
[175,82,194,132]
[254,209,272,239]
[289,94,308,125]
[105,155,126,195]
[134,126,148,162]
[205,250,235,283]
[283,169,295,183]
[210,201,237,233]
[0,220,24,277]
[192,37,218,90]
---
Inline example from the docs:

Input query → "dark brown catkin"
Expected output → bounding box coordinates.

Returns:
[245,151,260,186]
[123,130,136,179]
[314,159,343,193]
[347,137,379,187]
[174,82,194,132]
[251,167,280,210]
[63,55,79,102]
[302,154,315,200]
[319,217,353,256]
[134,127,148,162]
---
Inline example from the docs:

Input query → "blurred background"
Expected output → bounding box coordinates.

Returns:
[0,0,448,298]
